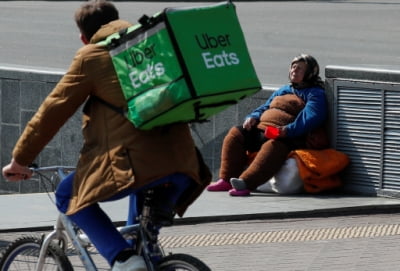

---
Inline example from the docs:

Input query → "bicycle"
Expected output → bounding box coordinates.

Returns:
[0,166,211,271]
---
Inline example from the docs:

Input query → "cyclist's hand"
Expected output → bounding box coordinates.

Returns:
[2,159,32,182]
[243,118,257,131]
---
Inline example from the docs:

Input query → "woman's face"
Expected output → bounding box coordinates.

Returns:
[289,61,307,84]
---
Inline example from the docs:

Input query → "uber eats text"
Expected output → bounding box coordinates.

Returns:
[122,32,240,90]
[123,43,165,89]
[195,33,240,69]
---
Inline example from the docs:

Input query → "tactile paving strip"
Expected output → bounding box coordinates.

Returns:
[160,224,400,248]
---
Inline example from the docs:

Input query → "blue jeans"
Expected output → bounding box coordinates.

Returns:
[55,172,193,265]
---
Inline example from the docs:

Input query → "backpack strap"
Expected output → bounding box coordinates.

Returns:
[89,95,127,117]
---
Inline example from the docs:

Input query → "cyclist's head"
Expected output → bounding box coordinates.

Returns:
[75,0,119,43]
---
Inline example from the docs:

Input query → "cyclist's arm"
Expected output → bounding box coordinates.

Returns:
[2,158,32,181]
[12,48,92,167]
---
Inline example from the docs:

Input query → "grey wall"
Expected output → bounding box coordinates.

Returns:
[0,66,83,193]
[3,65,400,197]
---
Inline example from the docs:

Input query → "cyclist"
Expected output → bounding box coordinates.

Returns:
[2,1,211,270]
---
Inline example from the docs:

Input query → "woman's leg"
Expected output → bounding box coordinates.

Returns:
[207,126,247,191]
[209,126,266,192]
[219,126,262,181]
[238,139,290,190]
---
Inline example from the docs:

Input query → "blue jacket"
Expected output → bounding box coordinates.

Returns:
[246,84,327,138]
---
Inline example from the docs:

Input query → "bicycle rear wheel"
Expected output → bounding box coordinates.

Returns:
[0,235,73,271]
[157,253,211,271]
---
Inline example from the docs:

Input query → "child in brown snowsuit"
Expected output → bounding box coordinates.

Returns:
[207,54,329,196]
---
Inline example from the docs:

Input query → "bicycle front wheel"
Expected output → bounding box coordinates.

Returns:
[157,253,211,271]
[0,235,73,271]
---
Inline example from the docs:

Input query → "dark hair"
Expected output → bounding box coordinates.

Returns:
[74,0,119,42]
[290,54,324,89]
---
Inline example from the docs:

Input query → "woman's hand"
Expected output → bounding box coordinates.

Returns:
[278,126,287,138]
[2,158,32,182]
[243,118,257,131]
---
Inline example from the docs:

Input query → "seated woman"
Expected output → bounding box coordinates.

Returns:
[207,54,329,196]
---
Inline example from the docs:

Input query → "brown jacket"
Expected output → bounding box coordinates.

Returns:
[12,20,211,215]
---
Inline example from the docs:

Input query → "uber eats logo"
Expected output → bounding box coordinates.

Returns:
[195,33,240,69]
[123,31,240,90]
[125,43,166,89]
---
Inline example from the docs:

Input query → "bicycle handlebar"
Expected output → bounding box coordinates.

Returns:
[30,166,76,180]
[30,166,76,172]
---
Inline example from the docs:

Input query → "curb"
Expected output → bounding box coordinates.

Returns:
[174,204,400,225]
[2,204,400,234]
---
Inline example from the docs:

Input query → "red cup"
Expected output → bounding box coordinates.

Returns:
[265,126,280,139]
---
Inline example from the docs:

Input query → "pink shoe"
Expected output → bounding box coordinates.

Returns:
[207,179,232,191]
[229,188,251,196]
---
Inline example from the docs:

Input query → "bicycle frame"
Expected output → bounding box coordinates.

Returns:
[32,166,164,271]
[35,212,163,271]
[35,213,97,271]
[34,166,98,271]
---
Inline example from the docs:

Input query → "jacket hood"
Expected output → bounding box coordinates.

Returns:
[90,19,132,44]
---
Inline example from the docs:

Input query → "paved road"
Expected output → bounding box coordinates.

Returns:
[1,2,400,270]
[2,191,400,270]
[160,214,400,271]
[2,213,400,270]
[0,0,399,86]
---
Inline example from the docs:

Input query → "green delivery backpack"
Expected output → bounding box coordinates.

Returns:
[98,1,261,130]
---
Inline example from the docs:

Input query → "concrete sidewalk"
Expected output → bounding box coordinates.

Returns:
[1,190,400,231]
